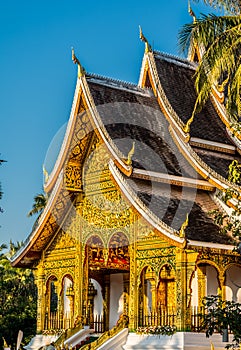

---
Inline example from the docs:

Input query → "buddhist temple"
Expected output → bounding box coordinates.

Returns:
[11,28,241,349]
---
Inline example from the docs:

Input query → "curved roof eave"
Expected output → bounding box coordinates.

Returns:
[140,51,241,194]
[79,75,134,177]
[211,92,241,145]
[44,78,82,193]
[143,51,190,143]
[188,239,235,250]
[11,170,64,266]
[109,159,186,248]
[169,125,240,192]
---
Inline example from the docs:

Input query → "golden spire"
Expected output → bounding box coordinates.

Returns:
[139,26,151,53]
[71,47,85,78]
[43,164,49,184]
[125,141,135,166]
[180,213,189,238]
[188,0,196,21]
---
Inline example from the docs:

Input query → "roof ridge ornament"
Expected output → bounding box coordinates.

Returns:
[139,25,152,53]
[183,97,198,133]
[217,75,229,93]
[179,213,189,238]
[183,113,195,133]
[71,47,85,78]
[125,141,135,166]
[43,164,49,184]
[188,0,196,22]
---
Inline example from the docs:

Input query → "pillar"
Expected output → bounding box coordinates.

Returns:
[34,263,46,332]
[175,249,187,331]
[128,216,138,330]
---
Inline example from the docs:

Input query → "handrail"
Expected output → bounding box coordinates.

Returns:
[80,315,128,350]
[54,325,83,347]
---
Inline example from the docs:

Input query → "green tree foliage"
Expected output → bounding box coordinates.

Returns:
[201,295,241,348]
[192,0,241,14]
[209,160,241,249]
[27,193,48,217]
[0,241,37,349]
[179,0,241,120]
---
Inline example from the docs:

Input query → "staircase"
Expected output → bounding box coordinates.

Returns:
[123,332,229,350]
[23,334,59,350]
[79,335,99,347]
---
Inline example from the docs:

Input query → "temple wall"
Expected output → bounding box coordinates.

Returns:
[109,273,124,328]
[92,278,103,317]
[225,265,241,302]
[206,265,219,296]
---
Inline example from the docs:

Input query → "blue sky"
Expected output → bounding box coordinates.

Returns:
[0,0,215,246]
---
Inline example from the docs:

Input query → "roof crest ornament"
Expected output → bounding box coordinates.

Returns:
[71,47,85,78]
[179,213,189,238]
[183,98,198,133]
[217,75,229,93]
[124,141,135,166]
[43,164,49,184]
[139,25,152,53]
[188,0,196,22]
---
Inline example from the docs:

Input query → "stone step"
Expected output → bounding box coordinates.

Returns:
[123,332,230,350]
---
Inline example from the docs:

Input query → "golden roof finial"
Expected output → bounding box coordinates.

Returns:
[183,97,198,133]
[43,164,49,184]
[180,213,189,238]
[217,75,229,93]
[71,47,85,78]
[139,26,151,53]
[183,113,195,133]
[188,0,196,22]
[125,141,135,166]
[3,338,9,348]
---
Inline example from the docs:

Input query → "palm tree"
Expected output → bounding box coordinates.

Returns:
[27,192,48,217]
[179,0,241,120]
[192,0,240,13]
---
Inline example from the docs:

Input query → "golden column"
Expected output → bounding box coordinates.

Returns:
[66,284,75,328]
[34,263,46,332]
[175,249,188,331]
[75,193,84,322]
[197,265,207,307]
[128,215,138,330]
[219,274,226,301]
[185,251,198,330]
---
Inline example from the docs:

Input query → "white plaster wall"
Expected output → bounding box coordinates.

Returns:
[109,273,124,329]
[225,266,241,302]
[206,265,219,296]
[91,278,103,317]
[63,277,71,315]
[191,270,198,307]
[146,280,152,313]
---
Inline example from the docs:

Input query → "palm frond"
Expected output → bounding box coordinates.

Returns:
[179,14,240,54]
[179,13,241,119]
[191,0,241,14]
[27,193,48,217]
